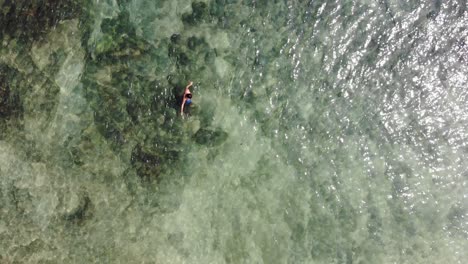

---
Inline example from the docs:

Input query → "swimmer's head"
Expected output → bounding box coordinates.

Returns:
[186,93,192,99]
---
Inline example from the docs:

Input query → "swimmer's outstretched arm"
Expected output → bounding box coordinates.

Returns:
[185,81,193,93]
[180,101,186,115]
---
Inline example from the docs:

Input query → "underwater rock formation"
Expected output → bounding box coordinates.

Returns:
[80,9,187,181]
[63,191,94,226]
[193,127,228,147]
[0,0,82,41]
[0,66,22,121]
[182,2,210,25]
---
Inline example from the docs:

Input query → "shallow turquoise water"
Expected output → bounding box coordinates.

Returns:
[1,0,467,263]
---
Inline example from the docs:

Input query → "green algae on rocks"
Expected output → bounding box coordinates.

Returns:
[0,65,23,120]
[182,2,210,26]
[193,127,228,147]
[0,0,82,42]
[81,7,187,182]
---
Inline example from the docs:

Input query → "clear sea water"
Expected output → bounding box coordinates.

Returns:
[0,0,467,263]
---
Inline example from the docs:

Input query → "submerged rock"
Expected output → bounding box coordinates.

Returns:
[182,2,210,25]
[187,36,208,50]
[0,66,22,120]
[63,191,94,226]
[95,10,148,59]
[210,0,226,18]
[130,144,162,182]
[167,33,213,72]
[170,33,182,44]
[0,0,83,42]
[193,127,228,147]
[0,59,62,141]
[77,5,197,184]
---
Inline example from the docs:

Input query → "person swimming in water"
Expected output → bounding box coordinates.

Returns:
[180,81,193,116]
